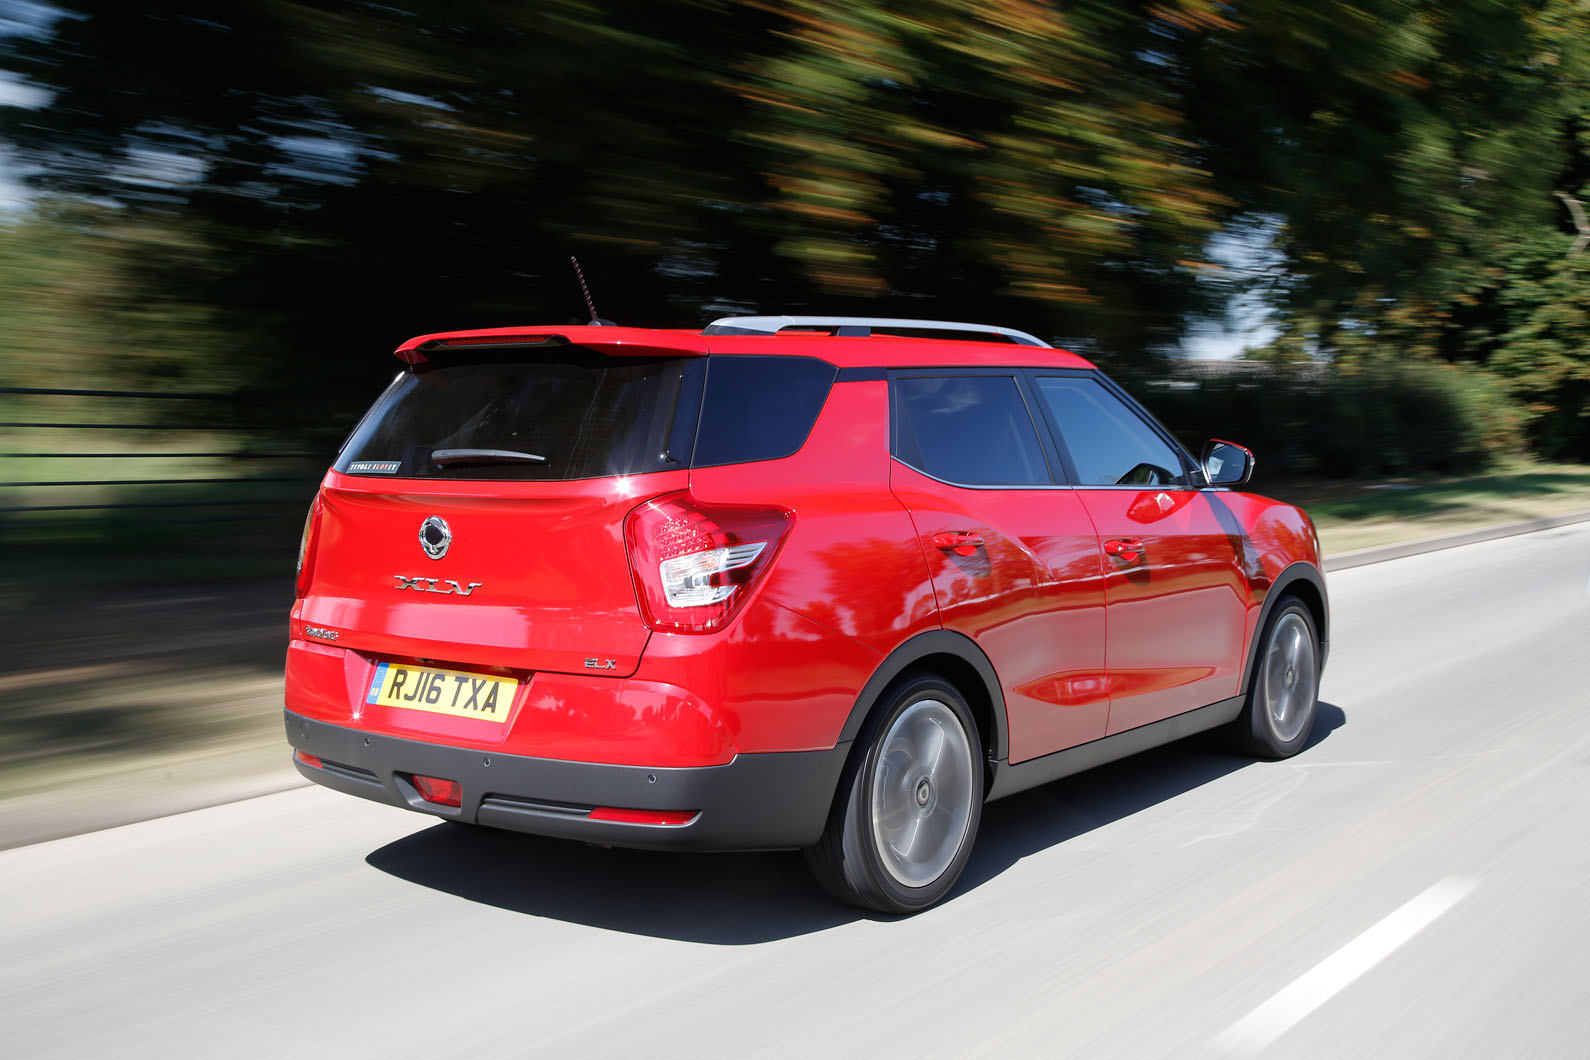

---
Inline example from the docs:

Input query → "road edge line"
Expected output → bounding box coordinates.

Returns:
[1214,876,1479,1054]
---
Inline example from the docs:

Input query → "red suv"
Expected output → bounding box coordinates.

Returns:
[286,315,1327,913]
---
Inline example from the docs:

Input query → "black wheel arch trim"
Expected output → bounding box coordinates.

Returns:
[839,629,1010,764]
[1243,561,1329,693]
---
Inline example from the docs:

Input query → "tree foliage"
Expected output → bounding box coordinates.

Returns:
[1184,1,1580,318]
[0,200,229,394]
[1457,226,1590,459]
[0,0,1587,462]
[732,1,1238,350]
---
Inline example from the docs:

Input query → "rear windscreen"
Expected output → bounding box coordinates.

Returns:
[336,350,704,481]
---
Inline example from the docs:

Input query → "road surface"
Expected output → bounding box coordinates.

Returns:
[3,522,1588,1058]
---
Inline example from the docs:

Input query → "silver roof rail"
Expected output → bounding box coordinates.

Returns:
[703,315,1051,348]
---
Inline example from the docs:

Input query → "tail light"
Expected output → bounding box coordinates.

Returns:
[625,492,791,634]
[295,491,324,599]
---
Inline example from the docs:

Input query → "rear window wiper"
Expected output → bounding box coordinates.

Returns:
[430,448,548,466]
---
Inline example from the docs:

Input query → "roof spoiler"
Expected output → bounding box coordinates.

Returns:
[394,326,711,365]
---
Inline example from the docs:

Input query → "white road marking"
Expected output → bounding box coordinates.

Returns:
[1214,876,1478,1055]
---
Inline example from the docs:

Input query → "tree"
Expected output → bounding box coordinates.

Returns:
[1178,0,1589,359]
[2,0,1587,458]
[0,200,230,395]
[1,1,800,439]
[0,1,1257,370]
[1450,223,1590,460]
[730,1,1242,352]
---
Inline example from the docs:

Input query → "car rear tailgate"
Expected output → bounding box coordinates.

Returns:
[297,470,689,676]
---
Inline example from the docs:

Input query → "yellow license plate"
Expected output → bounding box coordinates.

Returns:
[366,662,518,723]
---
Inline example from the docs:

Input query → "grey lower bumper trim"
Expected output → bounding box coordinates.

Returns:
[284,711,849,852]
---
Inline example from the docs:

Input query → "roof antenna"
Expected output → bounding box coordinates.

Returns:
[569,256,615,326]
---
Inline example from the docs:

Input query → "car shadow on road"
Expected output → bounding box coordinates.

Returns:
[364,701,1345,944]
[953,701,1346,897]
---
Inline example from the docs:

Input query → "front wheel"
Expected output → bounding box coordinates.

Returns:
[804,674,984,914]
[1234,595,1320,759]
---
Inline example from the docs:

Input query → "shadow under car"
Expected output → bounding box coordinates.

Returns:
[364,701,1346,942]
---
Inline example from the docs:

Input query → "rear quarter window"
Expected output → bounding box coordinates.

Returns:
[690,355,836,468]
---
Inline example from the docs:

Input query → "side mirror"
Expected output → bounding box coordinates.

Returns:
[1202,439,1255,487]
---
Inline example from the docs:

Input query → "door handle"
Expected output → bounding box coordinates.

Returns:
[1104,539,1146,564]
[933,532,985,557]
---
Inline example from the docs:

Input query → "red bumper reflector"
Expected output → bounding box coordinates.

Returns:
[588,807,699,826]
[295,751,323,769]
[411,774,463,807]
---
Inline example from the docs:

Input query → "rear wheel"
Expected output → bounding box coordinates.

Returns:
[804,674,983,914]
[1234,595,1320,758]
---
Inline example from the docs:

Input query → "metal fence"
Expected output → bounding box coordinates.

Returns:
[1,386,327,582]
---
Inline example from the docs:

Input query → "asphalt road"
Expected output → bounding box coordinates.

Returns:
[4,523,1588,1059]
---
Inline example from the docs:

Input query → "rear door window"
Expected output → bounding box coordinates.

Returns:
[336,350,703,480]
[891,374,1051,486]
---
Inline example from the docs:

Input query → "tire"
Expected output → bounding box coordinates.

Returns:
[804,673,984,914]
[1234,594,1320,759]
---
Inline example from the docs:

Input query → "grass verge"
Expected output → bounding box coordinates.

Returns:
[1258,461,1590,554]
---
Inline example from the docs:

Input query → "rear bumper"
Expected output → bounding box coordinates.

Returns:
[285,710,849,852]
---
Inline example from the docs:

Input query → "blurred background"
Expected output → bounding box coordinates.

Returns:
[1,0,1587,842]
